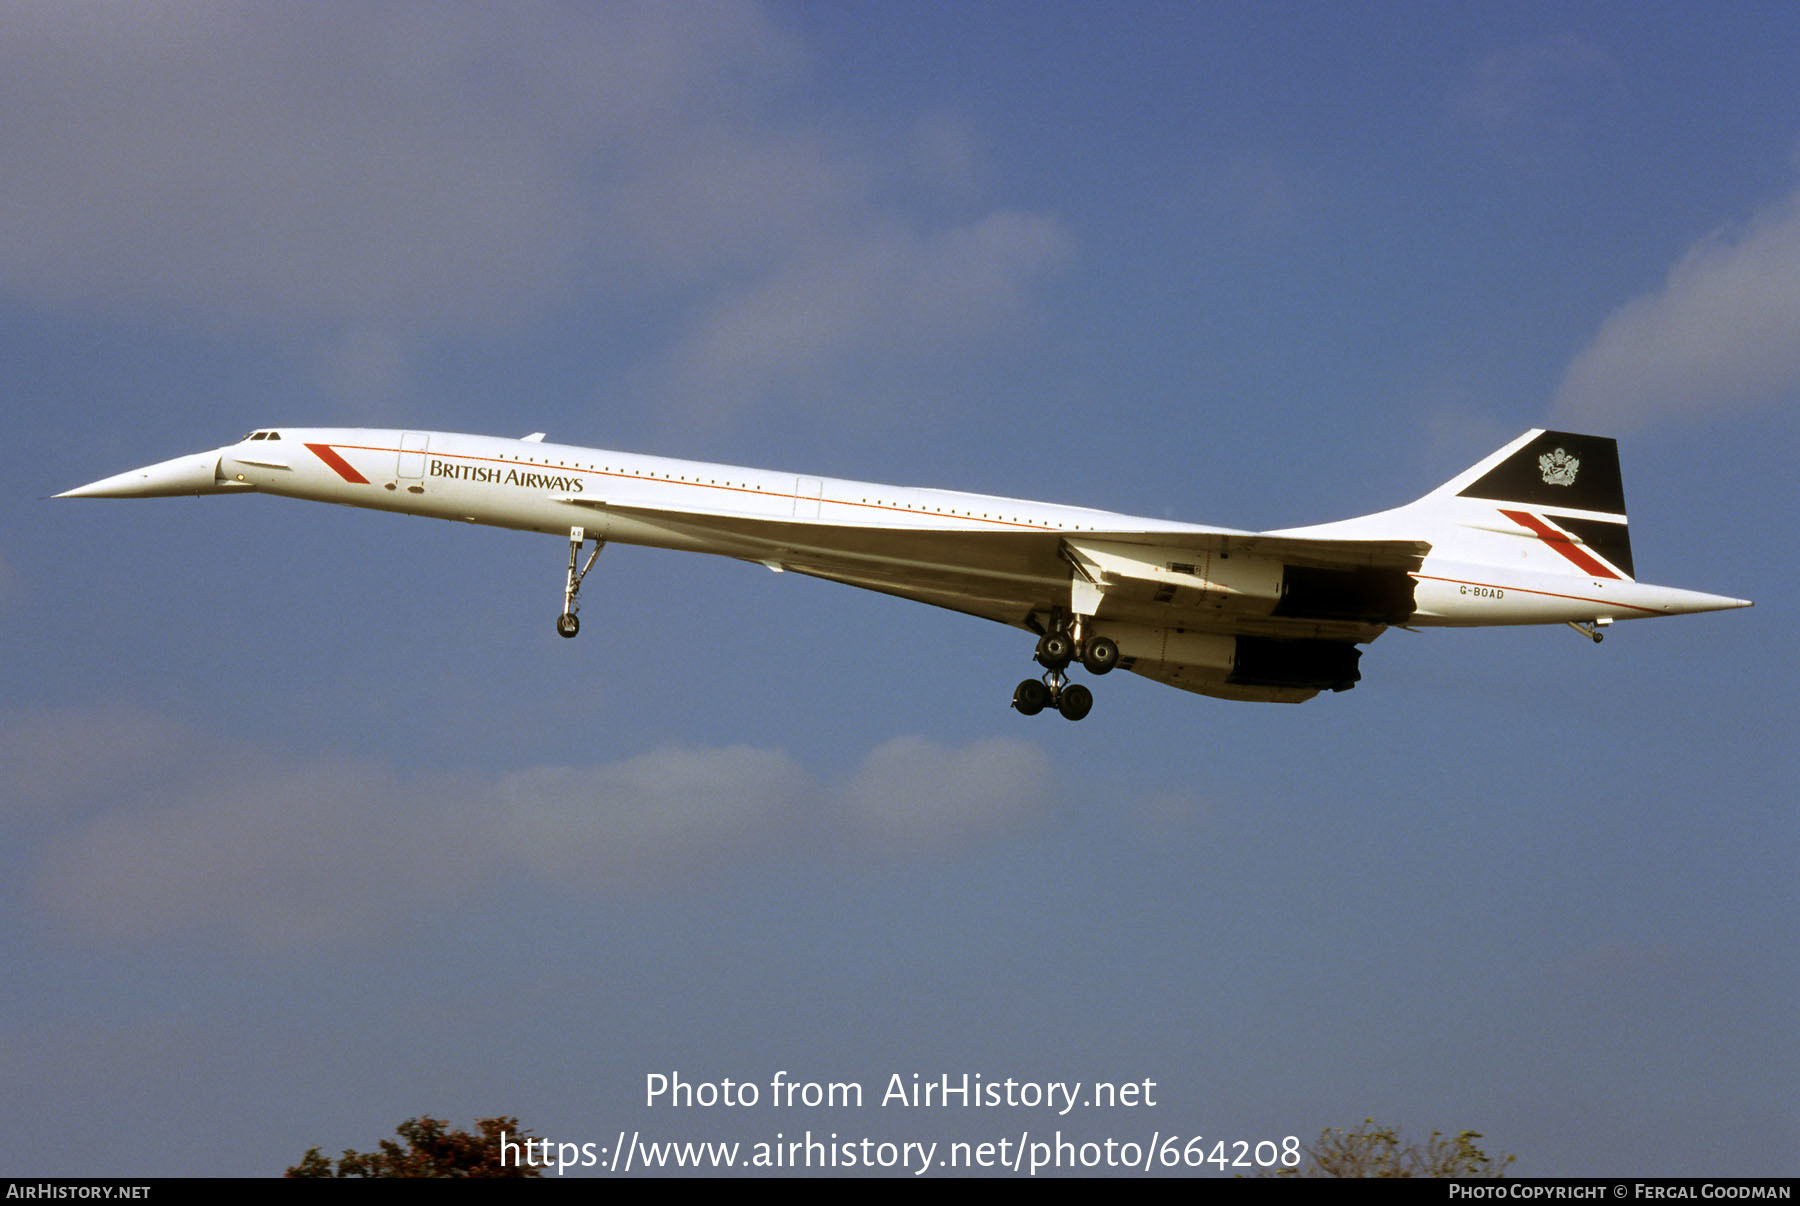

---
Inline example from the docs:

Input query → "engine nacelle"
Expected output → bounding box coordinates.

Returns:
[1229,636,1362,691]
[1275,566,1415,624]
[1103,626,1362,693]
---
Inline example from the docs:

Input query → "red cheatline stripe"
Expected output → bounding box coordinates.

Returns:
[305,443,370,484]
[1410,573,1659,614]
[321,440,1065,529]
[1499,508,1618,579]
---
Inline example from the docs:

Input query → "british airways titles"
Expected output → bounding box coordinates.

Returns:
[429,457,585,493]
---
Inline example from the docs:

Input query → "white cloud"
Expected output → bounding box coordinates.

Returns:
[0,4,660,329]
[27,706,1061,944]
[0,1,1069,414]
[841,735,1054,852]
[600,124,873,285]
[1553,185,1800,428]
[38,759,466,945]
[492,746,812,888]
[0,703,194,818]
[659,211,1071,421]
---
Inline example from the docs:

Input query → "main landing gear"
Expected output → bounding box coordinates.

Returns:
[1012,617,1118,722]
[557,526,604,638]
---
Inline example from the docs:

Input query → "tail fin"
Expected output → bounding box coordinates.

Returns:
[1416,429,1635,580]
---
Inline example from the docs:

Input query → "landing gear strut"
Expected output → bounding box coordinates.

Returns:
[558,526,604,638]
[1566,618,1611,644]
[1013,613,1117,721]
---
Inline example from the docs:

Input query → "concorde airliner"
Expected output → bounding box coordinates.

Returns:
[59,428,1749,720]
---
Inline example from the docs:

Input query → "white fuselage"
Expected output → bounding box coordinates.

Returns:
[180,428,1735,626]
[59,426,1751,708]
[265,428,1203,536]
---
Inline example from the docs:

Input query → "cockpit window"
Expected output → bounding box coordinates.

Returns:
[265,431,280,440]
[242,431,259,442]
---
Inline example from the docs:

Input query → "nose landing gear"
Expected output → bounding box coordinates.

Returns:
[557,526,605,638]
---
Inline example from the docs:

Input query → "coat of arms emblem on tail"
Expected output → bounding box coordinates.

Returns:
[1539,448,1579,486]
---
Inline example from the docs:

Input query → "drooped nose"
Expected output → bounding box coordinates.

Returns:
[56,448,244,498]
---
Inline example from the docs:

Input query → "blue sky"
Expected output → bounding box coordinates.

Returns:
[3,1,1794,1177]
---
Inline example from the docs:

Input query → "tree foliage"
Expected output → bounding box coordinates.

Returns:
[1273,1120,1516,1178]
[285,1115,542,1178]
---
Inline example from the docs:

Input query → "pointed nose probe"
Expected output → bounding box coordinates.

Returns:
[56,449,245,498]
